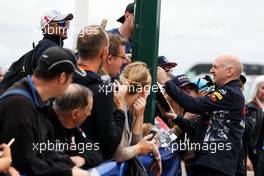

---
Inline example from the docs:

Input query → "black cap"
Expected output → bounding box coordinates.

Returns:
[38,47,86,77]
[117,2,134,23]
[171,74,197,88]
[158,56,177,71]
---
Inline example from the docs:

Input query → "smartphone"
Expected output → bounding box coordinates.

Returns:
[156,82,173,112]
[148,128,158,141]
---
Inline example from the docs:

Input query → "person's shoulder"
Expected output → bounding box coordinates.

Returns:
[39,38,58,45]
[0,94,33,107]
[207,85,240,103]
[74,71,101,84]
[217,82,244,104]
[218,81,241,96]
[73,71,110,95]
[36,38,58,53]
[0,95,35,123]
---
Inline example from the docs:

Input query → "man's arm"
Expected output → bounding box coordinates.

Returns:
[164,80,230,114]
[165,112,198,137]
[74,128,103,168]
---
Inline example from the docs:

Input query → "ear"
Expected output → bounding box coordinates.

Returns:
[226,67,234,78]
[71,109,80,121]
[125,12,131,19]
[58,72,67,84]
[100,47,109,60]
[106,55,113,65]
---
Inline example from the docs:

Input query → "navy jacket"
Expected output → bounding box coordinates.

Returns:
[33,34,63,69]
[165,79,245,176]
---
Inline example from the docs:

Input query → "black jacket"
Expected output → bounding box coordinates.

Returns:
[47,108,103,168]
[234,102,256,176]
[0,35,62,93]
[165,79,245,176]
[0,77,73,176]
[74,70,125,159]
[33,34,63,69]
[246,101,264,168]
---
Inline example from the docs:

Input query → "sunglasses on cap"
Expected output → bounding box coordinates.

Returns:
[51,20,70,27]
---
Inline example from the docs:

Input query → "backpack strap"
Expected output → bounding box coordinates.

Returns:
[30,41,41,73]
[0,88,36,108]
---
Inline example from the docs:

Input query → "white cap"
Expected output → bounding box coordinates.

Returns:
[40,10,73,29]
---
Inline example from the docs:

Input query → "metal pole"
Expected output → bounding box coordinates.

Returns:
[133,0,161,123]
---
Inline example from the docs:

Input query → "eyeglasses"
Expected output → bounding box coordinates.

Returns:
[112,54,126,60]
[51,20,70,27]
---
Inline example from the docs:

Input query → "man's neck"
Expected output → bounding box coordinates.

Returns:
[32,76,52,102]
[118,25,131,40]
[78,58,100,72]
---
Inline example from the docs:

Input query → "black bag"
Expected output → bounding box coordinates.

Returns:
[0,43,38,90]
[126,157,148,176]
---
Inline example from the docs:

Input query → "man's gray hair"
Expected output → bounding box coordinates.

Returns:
[54,83,93,113]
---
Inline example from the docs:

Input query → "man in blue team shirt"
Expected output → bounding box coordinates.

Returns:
[108,2,134,54]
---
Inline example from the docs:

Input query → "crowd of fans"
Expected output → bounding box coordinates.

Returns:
[0,2,264,176]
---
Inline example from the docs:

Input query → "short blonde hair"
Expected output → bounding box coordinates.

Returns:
[120,61,152,94]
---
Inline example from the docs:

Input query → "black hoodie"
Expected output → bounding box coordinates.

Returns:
[74,70,125,159]
[33,34,64,69]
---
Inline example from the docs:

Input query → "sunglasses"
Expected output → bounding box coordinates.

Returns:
[51,20,69,27]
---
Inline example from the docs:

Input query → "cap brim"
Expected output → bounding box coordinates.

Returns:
[75,67,86,77]
[117,15,125,23]
[53,13,73,21]
[161,63,177,69]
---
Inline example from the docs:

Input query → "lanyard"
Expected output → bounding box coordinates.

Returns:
[78,65,96,72]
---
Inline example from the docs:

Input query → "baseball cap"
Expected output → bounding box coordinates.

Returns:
[40,9,73,29]
[171,74,197,88]
[38,47,86,77]
[158,56,177,71]
[117,2,134,23]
